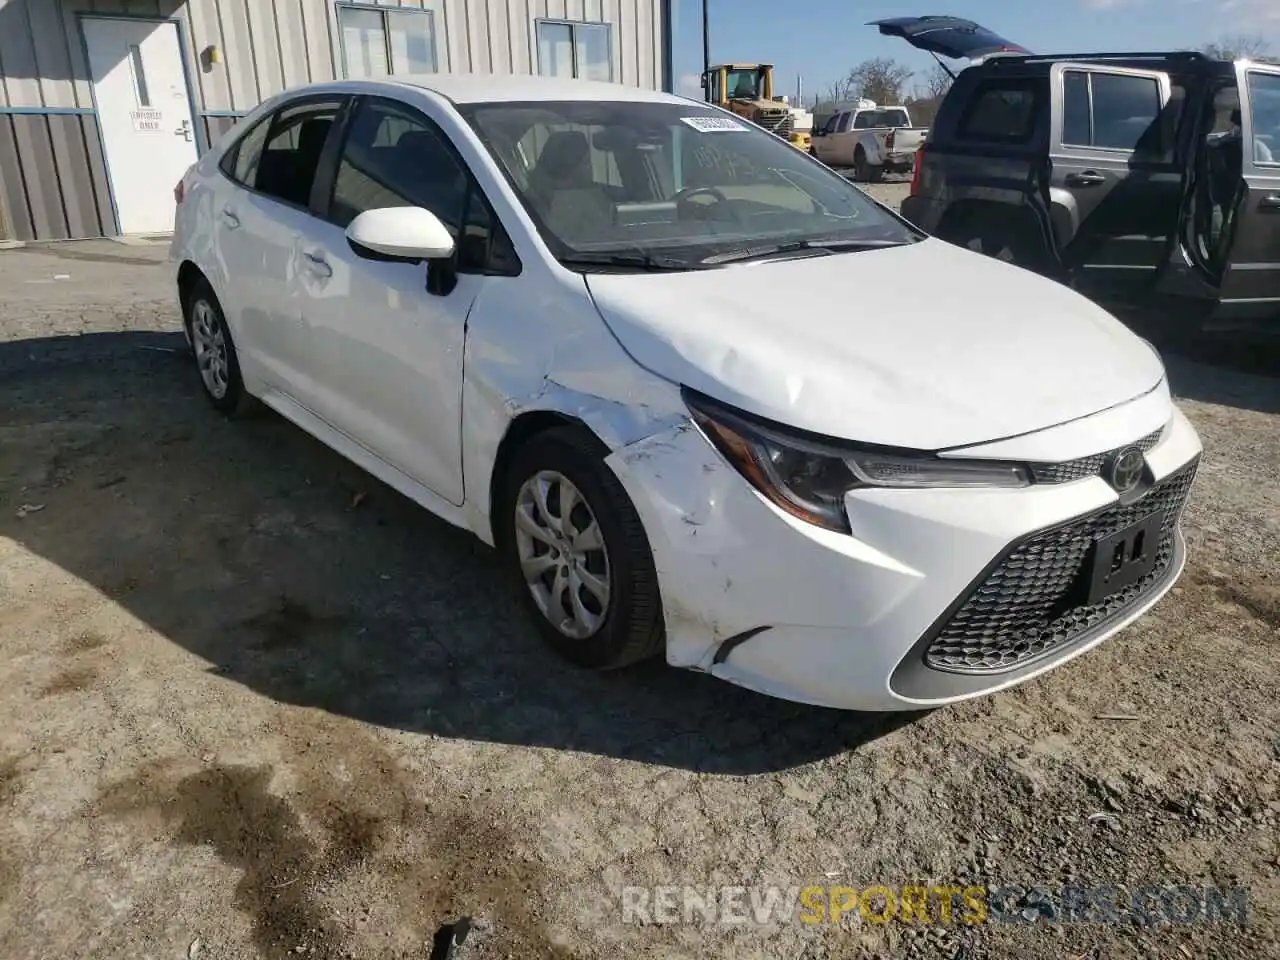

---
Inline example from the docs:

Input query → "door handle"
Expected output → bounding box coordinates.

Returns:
[302,250,332,277]
[1065,170,1107,187]
[174,118,193,142]
[220,207,240,229]
[1259,195,1280,212]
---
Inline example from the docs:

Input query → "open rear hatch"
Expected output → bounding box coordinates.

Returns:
[870,16,1030,61]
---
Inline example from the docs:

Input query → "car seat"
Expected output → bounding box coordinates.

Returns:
[526,130,615,238]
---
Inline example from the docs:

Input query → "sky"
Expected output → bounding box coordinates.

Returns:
[671,0,1280,103]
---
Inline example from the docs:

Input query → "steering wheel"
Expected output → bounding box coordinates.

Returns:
[674,185,731,220]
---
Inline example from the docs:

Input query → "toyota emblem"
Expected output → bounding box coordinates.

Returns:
[1107,446,1145,493]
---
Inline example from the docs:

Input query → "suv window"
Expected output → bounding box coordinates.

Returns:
[956,79,1043,144]
[252,98,344,207]
[1062,70,1164,152]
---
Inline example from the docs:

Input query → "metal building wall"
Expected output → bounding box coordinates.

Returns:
[0,0,670,241]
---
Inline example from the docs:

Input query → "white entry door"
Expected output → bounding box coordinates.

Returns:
[82,17,198,235]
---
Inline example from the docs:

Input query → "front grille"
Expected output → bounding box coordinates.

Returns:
[756,113,794,136]
[1030,427,1164,484]
[924,459,1198,674]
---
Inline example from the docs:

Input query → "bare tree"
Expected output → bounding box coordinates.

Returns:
[1201,33,1270,61]
[846,58,915,105]
[922,62,953,100]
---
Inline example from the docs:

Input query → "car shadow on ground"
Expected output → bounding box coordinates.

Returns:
[0,331,925,775]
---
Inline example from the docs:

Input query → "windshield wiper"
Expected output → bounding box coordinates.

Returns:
[559,252,713,273]
[700,238,912,266]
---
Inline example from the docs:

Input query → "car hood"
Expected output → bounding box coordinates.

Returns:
[584,239,1166,450]
[869,16,1030,61]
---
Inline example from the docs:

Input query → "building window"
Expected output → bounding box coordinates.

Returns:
[536,20,612,81]
[337,4,438,78]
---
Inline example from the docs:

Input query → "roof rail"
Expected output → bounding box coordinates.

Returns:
[986,50,1210,66]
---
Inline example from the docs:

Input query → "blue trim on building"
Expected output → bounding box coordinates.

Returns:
[0,106,95,115]
[200,110,247,118]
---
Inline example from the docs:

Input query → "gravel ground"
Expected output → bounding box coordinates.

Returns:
[0,236,1277,960]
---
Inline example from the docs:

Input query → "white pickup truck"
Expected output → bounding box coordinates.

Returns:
[811,100,928,181]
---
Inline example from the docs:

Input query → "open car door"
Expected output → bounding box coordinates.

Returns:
[1214,61,1280,328]
[869,16,1030,62]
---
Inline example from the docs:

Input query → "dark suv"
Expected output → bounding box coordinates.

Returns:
[876,16,1280,334]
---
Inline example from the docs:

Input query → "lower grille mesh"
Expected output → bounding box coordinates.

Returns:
[924,459,1198,674]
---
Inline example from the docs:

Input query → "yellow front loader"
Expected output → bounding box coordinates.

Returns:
[701,63,810,152]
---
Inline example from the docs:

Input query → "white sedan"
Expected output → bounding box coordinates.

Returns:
[170,74,1202,711]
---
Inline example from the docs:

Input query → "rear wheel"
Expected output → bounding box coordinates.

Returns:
[853,149,883,183]
[499,427,664,670]
[184,280,255,417]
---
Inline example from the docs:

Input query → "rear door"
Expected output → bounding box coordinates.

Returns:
[1048,62,1183,300]
[1217,63,1280,319]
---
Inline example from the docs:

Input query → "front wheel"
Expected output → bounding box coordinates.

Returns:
[499,427,663,670]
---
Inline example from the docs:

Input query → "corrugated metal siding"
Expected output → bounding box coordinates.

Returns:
[0,112,110,240]
[0,0,667,239]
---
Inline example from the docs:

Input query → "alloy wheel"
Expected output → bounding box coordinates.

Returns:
[190,299,230,400]
[514,470,611,639]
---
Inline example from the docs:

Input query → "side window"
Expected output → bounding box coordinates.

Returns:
[1062,70,1092,146]
[219,114,272,187]
[956,79,1044,144]
[836,112,852,132]
[1247,71,1280,165]
[1091,73,1162,150]
[329,97,468,232]
[1060,70,1164,153]
[254,98,344,208]
[853,111,872,130]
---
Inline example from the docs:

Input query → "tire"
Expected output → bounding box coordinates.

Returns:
[853,149,883,183]
[499,426,664,670]
[183,280,255,417]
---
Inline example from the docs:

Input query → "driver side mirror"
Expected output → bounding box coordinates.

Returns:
[346,206,458,296]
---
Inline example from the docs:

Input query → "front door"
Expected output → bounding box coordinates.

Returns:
[82,17,198,235]
[294,95,479,506]
[1047,62,1182,301]
[1217,63,1280,324]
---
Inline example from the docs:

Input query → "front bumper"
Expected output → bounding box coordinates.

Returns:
[605,398,1202,711]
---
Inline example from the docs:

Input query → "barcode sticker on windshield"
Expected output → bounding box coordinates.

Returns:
[680,116,747,133]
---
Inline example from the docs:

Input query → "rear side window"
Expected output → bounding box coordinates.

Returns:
[956,79,1044,144]
[256,99,345,207]
[1062,70,1164,152]
[219,115,271,187]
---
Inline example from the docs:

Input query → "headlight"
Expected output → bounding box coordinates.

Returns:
[683,388,1031,534]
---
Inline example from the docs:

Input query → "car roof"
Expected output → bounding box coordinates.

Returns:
[279,74,693,106]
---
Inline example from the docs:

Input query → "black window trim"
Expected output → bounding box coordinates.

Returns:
[216,92,353,219]
[317,93,521,277]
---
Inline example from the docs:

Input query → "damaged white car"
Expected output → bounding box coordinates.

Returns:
[170,75,1202,711]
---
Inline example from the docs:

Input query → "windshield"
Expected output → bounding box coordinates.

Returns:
[725,69,763,100]
[459,99,919,268]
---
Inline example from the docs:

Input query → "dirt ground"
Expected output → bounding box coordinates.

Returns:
[0,223,1277,960]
